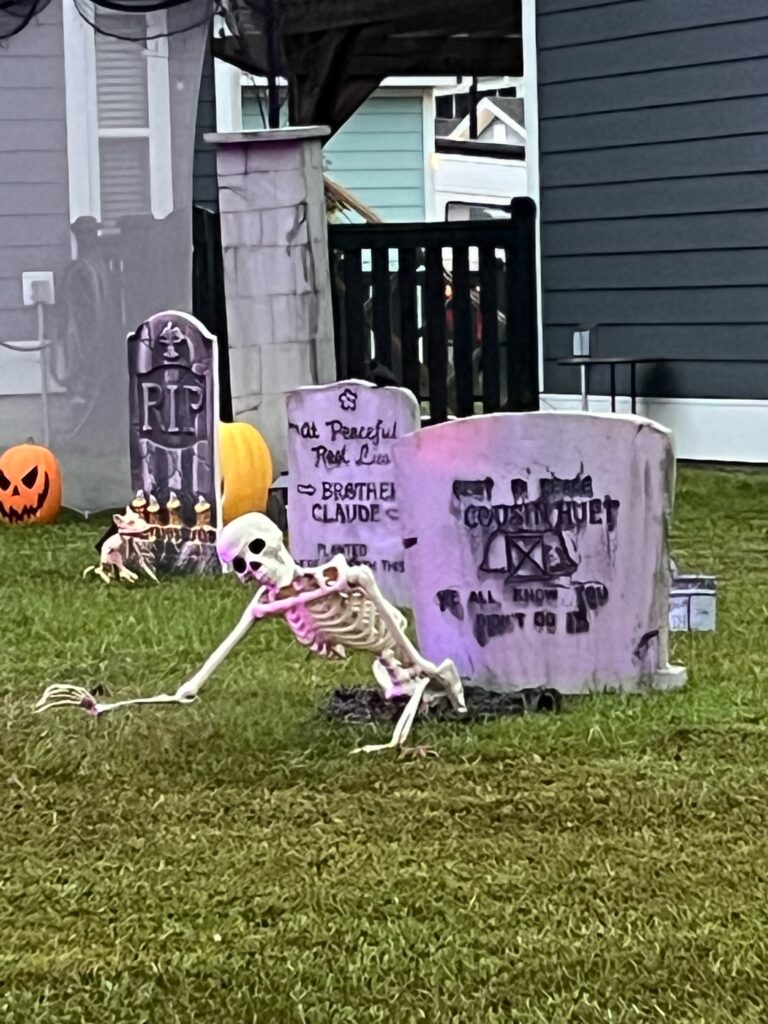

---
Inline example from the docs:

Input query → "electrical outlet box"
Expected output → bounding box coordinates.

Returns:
[22,271,55,306]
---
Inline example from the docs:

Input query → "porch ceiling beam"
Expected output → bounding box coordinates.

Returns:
[272,0,520,35]
[214,34,523,80]
[213,33,268,76]
[341,38,523,78]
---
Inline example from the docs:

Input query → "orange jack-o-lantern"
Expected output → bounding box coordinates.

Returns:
[0,443,62,525]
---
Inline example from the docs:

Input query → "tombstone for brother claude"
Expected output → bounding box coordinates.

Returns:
[392,413,686,693]
[127,310,221,574]
[286,380,420,606]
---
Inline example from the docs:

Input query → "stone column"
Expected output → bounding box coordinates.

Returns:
[204,126,336,471]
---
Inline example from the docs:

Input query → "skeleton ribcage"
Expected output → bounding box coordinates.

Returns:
[285,588,401,656]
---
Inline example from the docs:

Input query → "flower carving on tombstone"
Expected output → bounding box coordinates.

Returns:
[338,388,358,412]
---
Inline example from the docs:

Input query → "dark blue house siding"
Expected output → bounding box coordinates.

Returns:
[537,0,768,400]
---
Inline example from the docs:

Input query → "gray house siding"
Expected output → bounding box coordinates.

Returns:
[0,0,71,346]
[537,0,768,400]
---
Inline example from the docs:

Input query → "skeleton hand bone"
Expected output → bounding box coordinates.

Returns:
[34,683,186,716]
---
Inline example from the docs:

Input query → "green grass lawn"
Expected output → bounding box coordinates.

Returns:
[2,466,768,1023]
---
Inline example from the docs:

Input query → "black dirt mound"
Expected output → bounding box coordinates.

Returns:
[324,685,562,724]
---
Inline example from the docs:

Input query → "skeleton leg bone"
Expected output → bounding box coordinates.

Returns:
[83,564,113,584]
[139,559,159,583]
[351,677,432,755]
[346,565,467,715]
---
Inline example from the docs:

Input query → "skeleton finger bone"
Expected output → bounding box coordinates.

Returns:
[35,685,100,715]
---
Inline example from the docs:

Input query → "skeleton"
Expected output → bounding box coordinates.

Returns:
[39,513,467,754]
[82,506,159,584]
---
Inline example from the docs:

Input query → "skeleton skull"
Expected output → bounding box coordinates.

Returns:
[217,512,297,589]
[113,507,151,537]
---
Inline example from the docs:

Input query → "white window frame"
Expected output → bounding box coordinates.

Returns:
[520,0,544,390]
[62,0,173,225]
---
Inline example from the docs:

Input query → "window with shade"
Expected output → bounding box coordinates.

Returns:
[93,14,155,225]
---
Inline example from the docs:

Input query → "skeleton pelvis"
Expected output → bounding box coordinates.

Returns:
[372,658,451,705]
[370,650,421,697]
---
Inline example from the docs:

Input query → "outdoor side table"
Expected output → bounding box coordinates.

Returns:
[557,356,674,414]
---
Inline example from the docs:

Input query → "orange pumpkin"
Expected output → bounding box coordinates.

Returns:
[219,421,273,524]
[0,443,62,525]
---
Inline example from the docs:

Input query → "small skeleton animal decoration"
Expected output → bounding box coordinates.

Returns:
[39,513,466,755]
[83,506,159,584]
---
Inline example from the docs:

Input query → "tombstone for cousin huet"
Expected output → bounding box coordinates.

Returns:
[127,310,221,574]
[392,412,686,693]
[286,379,420,606]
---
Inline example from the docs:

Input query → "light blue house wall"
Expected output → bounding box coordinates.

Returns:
[242,91,427,222]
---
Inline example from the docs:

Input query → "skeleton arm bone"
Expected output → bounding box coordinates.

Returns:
[173,606,256,701]
[36,604,257,717]
[248,573,352,619]
[176,581,355,700]
[35,580,353,717]
[173,580,339,698]
[174,579,356,700]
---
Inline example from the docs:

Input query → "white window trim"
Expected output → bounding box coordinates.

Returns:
[62,0,173,225]
[145,15,174,218]
[215,57,243,131]
[62,0,100,223]
[422,91,437,221]
[520,0,544,391]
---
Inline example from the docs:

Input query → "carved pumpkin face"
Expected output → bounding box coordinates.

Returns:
[0,443,62,525]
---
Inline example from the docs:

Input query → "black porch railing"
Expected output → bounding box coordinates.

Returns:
[328,196,539,422]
